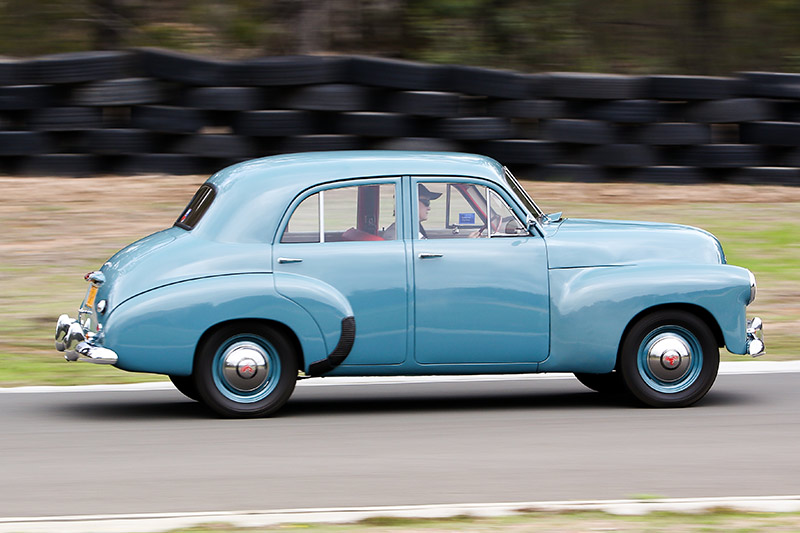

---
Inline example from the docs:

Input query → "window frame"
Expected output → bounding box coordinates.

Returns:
[277,177,401,245]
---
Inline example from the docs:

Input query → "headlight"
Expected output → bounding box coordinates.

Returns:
[748,270,757,305]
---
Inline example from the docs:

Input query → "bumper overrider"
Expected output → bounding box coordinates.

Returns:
[746,316,765,357]
[54,314,118,364]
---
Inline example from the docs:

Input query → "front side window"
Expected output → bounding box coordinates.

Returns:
[281,182,396,243]
[417,181,527,239]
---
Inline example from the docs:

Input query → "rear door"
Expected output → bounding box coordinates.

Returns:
[273,178,409,365]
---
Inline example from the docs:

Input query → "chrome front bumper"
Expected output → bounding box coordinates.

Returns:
[746,316,765,357]
[54,314,118,364]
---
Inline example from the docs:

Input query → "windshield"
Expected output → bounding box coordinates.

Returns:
[503,168,544,220]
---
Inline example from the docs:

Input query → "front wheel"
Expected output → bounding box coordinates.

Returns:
[194,323,298,418]
[619,311,719,408]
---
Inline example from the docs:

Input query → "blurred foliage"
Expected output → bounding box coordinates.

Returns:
[1,0,800,73]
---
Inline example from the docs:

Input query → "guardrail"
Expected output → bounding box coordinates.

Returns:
[1,48,799,184]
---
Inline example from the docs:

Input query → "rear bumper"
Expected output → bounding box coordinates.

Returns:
[746,317,765,357]
[54,314,118,364]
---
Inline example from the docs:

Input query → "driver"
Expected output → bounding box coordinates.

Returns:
[382,184,442,240]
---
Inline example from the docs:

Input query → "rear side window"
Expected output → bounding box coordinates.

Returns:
[175,184,216,230]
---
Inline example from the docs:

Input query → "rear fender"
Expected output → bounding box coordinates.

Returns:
[102,274,326,375]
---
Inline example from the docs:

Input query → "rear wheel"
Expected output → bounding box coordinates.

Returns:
[619,311,719,407]
[194,323,298,418]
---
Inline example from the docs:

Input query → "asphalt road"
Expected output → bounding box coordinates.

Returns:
[1,371,799,519]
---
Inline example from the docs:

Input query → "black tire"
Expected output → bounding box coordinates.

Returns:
[580,144,658,168]
[544,73,646,100]
[194,323,298,418]
[0,85,53,110]
[349,56,449,91]
[436,116,514,140]
[647,75,744,100]
[637,123,711,146]
[131,105,208,134]
[385,90,461,118]
[488,99,566,120]
[619,311,719,408]
[574,371,626,395]
[234,110,316,137]
[540,119,617,145]
[236,55,348,86]
[169,375,200,402]
[335,112,415,137]
[283,84,373,112]
[71,78,166,107]
[482,139,560,165]
[184,87,265,111]
[136,47,234,86]
[450,65,534,99]
[28,51,134,84]
[741,122,800,146]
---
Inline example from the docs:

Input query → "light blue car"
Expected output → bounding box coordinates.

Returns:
[55,151,765,417]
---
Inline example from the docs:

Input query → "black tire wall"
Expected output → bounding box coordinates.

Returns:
[0,49,798,184]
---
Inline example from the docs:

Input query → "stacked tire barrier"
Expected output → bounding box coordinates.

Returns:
[1,48,799,183]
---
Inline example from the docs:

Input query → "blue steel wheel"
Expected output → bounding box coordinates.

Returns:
[195,323,298,418]
[620,311,719,408]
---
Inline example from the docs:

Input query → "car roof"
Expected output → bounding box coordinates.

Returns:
[208,151,506,192]
[196,151,507,243]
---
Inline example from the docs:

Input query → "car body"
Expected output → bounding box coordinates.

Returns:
[55,151,765,416]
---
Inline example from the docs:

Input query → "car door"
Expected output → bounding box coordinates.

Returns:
[273,178,409,366]
[411,177,549,365]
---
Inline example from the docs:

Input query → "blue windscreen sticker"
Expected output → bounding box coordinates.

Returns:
[459,213,476,225]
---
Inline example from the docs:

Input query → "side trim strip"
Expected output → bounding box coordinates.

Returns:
[308,316,356,376]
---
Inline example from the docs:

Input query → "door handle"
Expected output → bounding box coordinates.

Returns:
[418,253,443,259]
[277,257,303,264]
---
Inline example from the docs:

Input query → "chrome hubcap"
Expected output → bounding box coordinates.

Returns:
[221,342,269,392]
[646,333,692,382]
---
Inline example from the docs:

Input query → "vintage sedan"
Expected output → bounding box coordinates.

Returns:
[55,151,764,417]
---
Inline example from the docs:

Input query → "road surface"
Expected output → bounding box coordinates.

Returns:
[1,370,799,518]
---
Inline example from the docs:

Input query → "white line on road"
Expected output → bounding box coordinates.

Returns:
[2,496,800,533]
[2,360,799,394]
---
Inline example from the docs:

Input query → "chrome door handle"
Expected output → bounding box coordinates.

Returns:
[418,253,443,259]
[277,257,303,264]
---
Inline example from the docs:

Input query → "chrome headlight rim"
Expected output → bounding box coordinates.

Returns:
[748,270,757,305]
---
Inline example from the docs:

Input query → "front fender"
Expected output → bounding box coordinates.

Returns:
[102,274,326,375]
[541,263,752,373]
